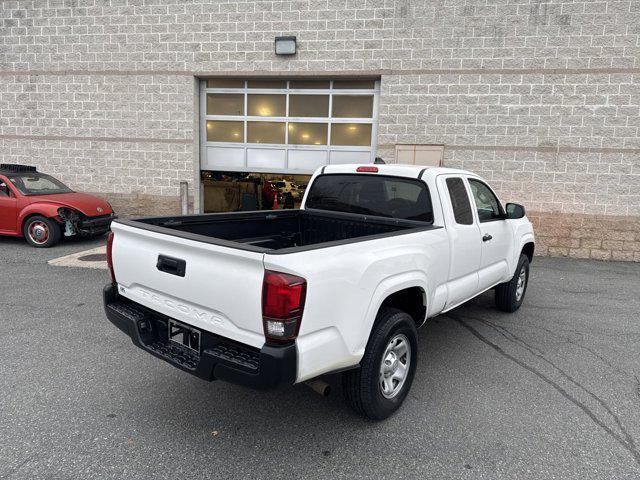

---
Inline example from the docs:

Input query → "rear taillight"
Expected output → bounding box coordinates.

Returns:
[106,231,116,283]
[262,270,307,343]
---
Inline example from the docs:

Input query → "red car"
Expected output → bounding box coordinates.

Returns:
[0,164,116,248]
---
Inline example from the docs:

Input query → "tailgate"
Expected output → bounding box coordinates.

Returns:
[110,221,266,349]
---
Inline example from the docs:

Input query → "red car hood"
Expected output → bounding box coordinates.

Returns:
[32,192,113,217]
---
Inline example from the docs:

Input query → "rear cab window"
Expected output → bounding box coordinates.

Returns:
[305,174,433,223]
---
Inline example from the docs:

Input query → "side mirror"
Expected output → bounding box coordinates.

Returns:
[505,203,525,219]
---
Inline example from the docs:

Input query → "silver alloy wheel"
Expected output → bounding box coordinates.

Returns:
[379,334,411,399]
[515,265,527,301]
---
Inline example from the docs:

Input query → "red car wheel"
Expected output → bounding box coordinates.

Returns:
[29,221,49,244]
[23,216,61,248]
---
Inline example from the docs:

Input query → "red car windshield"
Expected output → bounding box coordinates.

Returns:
[8,173,73,196]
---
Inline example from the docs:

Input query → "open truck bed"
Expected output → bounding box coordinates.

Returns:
[115,209,434,254]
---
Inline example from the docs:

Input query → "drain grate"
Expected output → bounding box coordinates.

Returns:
[78,253,107,262]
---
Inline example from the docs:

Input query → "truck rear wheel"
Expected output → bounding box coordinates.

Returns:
[23,215,61,248]
[342,307,418,420]
[495,254,530,312]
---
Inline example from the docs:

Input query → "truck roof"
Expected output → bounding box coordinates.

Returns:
[320,164,474,181]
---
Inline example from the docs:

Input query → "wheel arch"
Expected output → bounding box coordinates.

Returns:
[358,272,429,354]
[379,287,427,328]
[521,241,535,263]
[18,205,62,234]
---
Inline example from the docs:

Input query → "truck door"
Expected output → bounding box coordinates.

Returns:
[437,175,481,308]
[467,178,513,290]
[0,177,17,233]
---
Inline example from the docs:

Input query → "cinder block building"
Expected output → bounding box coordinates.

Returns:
[1,0,639,260]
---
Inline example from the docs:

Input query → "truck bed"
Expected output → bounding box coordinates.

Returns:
[116,209,434,254]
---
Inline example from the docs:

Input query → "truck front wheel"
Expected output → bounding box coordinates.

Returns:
[495,254,530,312]
[342,307,418,420]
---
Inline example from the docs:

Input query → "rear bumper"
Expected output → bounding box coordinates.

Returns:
[77,214,116,236]
[103,283,297,390]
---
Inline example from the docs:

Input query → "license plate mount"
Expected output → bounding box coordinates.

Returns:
[168,319,201,354]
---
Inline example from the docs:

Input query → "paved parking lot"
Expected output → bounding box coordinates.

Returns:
[1,235,640,479]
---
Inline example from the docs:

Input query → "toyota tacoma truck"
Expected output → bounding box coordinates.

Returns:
[104,164,534,420]
[0,164,116,247]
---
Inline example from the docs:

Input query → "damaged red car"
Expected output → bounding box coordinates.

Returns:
[0,164,116,248]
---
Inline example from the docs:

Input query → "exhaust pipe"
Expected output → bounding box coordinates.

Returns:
[305,379,331,397]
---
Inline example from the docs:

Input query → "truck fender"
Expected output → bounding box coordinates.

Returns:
[514,232,535,271]
[356,271,430,354]
[18,203,62,233]
[519,233,535,254]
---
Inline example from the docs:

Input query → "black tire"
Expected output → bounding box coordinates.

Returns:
[495,254,530,312]
[342,307,418,420]
[22,215,62,248]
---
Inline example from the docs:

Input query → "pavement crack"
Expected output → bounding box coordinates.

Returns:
[484,317,633,378]
[450,314,640,468]
[482,318,640,462]
[569,340,631,377]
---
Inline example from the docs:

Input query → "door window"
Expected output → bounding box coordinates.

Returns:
[0,181,9,196]
[468,179,502,222]
[445,177,473,225]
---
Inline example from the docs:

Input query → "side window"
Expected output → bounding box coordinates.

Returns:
[468,179,502,222]
[445,177,473,225]
[0,180,9,197]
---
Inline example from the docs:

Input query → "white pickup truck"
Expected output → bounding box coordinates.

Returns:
[104,164,535,419]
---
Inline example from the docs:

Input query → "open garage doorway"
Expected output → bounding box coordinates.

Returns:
[201,171,312,213]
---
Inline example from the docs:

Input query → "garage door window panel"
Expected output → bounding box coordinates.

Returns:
[331,123,372,146]
[288,123,328,145]
[289,80,330,89]
[247,122,286,144]
[207,121,244,142]
[289,95,329,117]
[248,80,287,89]
[248,94,286,117]
[206,79,244,88]
[333,79,376,89]
[332,95,374,118]
[207,94,244,116]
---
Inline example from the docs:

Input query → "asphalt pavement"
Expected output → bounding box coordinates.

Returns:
[1,234,640,479]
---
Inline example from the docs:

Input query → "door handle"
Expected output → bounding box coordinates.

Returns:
[482,234,493,242]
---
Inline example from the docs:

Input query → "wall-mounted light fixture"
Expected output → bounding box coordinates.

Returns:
[275,36,297,56]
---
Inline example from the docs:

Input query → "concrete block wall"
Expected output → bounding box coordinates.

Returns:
[0,73,196,212]
[0,0,638,259]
